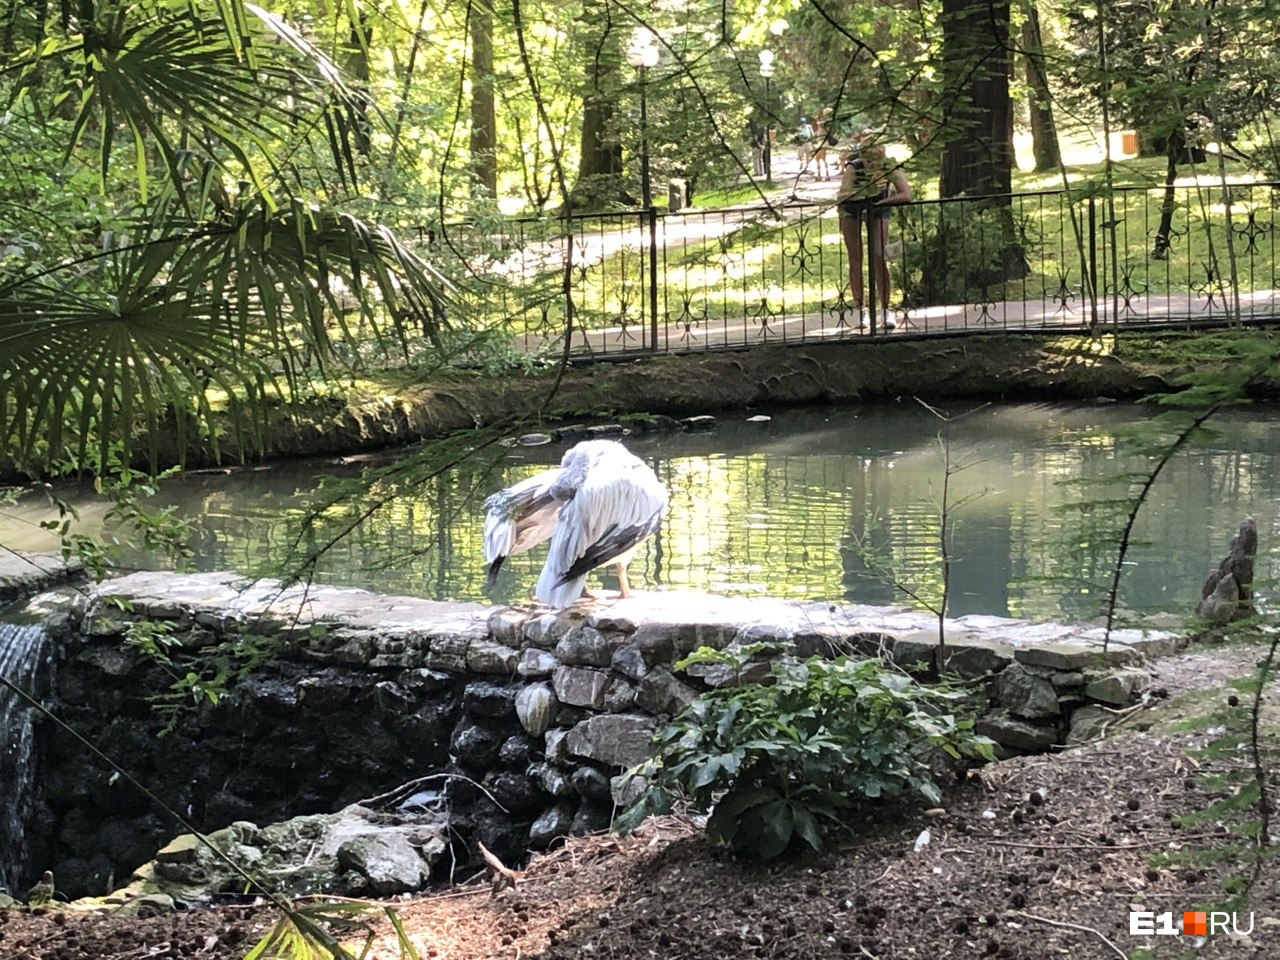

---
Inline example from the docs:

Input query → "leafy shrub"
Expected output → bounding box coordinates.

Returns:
[899,201,1033,307]
[617,646,994,860]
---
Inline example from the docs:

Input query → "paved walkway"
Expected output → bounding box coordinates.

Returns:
[517,286,1280,357]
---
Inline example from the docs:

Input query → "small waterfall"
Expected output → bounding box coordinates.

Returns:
[0,620,50,895]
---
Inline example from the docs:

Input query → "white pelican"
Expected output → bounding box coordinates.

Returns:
[483,440,668,608]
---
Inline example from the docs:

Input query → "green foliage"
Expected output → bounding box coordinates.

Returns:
[121,619,181,665]
[618,646,994,859]
[243,898,420,960]
[900,203,1034,307]
[147,628,277,735]
[0,1,452,476]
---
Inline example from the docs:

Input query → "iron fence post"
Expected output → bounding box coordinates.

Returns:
[648,206,659,352]
[1088,196,1099,333]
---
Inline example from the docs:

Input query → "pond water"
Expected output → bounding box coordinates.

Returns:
[3,401,1278,623]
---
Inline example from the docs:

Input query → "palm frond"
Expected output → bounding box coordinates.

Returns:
[0,199,452,474]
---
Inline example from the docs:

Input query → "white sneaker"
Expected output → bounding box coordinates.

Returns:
[857,309,869,330]
[882,310,897,330]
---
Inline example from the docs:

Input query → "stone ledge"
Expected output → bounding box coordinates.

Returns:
[0,550,82,603]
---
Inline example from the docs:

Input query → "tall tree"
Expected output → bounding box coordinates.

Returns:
[1021,3,1061,172]
[469,0,499,197]
[569,0,625,208]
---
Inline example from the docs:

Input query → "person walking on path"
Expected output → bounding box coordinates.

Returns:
[836,134,912,330]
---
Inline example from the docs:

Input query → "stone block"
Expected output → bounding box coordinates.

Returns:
[524,613,575,648]
[570,765,613,800]
[996,662,1061,721]
[1066,704,1113,745]
[544,728,570,763]
[555,626,615,666]
[570,801,613,836]
[463,681,517,718]
[1013,641,1102,671]
[602,677,638,711]
[611,773,648,807]
[942,639,1013,679]
[684,658,771,688]
[517,648,560,678]
[636,667,698,715]
[515,683,558,736]
[424,634,470,672]
[466,638,519,674]
[533,763,574,797]
[732,622,794,648]
[1084,667,1148,706]
[552,665,613,709]
[372,681,415,716]
[587,610,639,633]
[565,714,656,768]
[611,645,648,681]
[529,801,576,849]
[488,607,526,644]
[974,712,1058,752]
[631,624,674,664]
[892,633,939,672]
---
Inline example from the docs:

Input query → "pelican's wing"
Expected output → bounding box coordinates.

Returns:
[483,467,562,586]
[535,453,667,607]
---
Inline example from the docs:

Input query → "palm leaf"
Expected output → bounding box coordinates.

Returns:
[0,199,451,473]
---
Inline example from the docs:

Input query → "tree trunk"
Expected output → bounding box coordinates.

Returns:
[1151,126,1185,259]
[939,0,1015,198]
[469,2,498,198]
[1021,6,1061,172]
[568,0,625,210]
[938,0,1027,280]
[344,12,374,159]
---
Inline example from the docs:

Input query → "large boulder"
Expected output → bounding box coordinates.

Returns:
[111,805,449,910]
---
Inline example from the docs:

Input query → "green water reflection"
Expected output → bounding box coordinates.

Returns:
[4,402,1278,622]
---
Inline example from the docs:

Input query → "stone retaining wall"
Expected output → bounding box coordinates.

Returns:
[33,571,1179,898]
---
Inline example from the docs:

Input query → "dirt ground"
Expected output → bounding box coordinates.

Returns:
[2,642,1276,960]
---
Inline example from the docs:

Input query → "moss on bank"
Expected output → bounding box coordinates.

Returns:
[33,329,1280,477]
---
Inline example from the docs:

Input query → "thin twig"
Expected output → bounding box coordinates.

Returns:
[359,773,509,814]
[1010,911,1127,960]
[981,832,1216,851]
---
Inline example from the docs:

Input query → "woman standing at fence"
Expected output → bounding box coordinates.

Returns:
[837,134,912,330]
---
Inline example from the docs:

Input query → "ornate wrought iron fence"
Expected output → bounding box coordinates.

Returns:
[421,180,1280,358]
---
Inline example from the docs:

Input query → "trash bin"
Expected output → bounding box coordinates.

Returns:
[668,178,687,212]
[1121,130,1138,155]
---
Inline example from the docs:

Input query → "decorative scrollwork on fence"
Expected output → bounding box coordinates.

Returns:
[1114,263,1147,318]
[826,283,860,335]
[1052,270,1078,317]
[672,293,704,343]
[1193,262,1231,311]
[1232,209,1273,256]
[749,289,779,340]
[786,225,816,283]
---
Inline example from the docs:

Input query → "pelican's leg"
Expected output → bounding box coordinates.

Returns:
[616,562,632,598]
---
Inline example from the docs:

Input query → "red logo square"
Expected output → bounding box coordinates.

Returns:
[1183,912,1207,936]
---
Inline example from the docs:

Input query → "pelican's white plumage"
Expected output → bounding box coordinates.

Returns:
[482,467,563,588]
[533,440,668,609]
[482,441,667,606]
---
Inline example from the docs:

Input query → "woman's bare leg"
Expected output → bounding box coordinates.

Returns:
[869,215,894,324]
[839,214,865,323]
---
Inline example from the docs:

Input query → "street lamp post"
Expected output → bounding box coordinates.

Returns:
[758,50,775,183]
[627,30,660,350]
